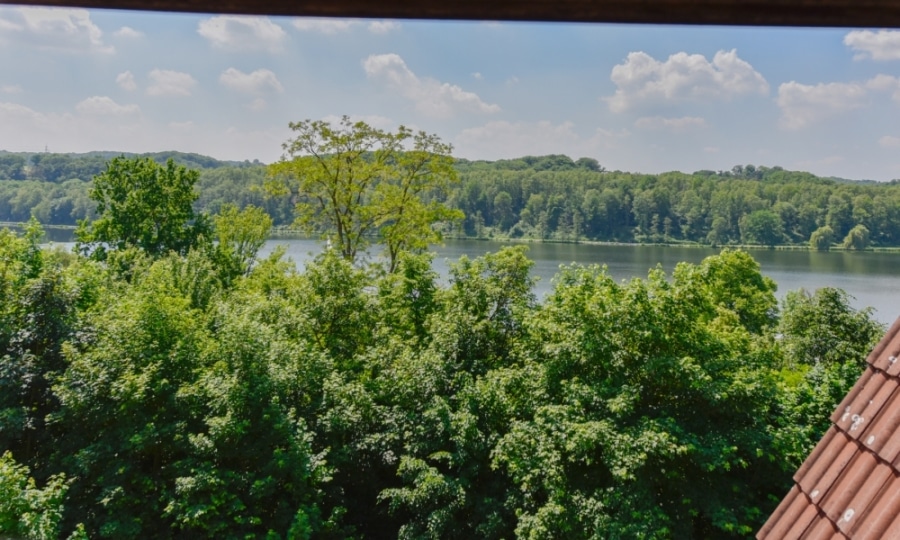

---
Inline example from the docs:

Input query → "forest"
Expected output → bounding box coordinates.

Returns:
[0,120,889,538]
[3,150,900,249]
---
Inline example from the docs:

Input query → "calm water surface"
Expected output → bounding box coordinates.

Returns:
[43,230,900,326]
[260,238,900,326]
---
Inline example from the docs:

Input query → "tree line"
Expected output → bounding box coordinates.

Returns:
[0,151,279,227]
[0,120,888,538]
[5,149,900,250]
[451,157,900,249]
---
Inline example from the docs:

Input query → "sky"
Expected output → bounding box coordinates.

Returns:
[1,7,900,180]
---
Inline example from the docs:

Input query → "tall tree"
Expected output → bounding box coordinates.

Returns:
[842,224,870,250]
[211,203,272,280]
[75,157,210,260]
[809,225,834,251]
[267,116,461,271]
[739,209,784,247]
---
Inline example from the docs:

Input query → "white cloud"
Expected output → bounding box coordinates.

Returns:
[116,71,137,91]
[114,26,142,38]
[844,30,900,61]
[368,20,400,34]
[634,116,707,131]
[0,84,22,94]
[0,99,287,162]
[776,74,900,130]
[0,100,138,148]
[880,135,900,148]
[248,98,267,111]
[219,68,283,94]
[776,81,867,130]
[0,102,71,138]
[75,96,140,116]
[197,15,286,53]
[471,72,483,80]
[606,49,768,112]
[147,69,197,97]
[866,74,900,102]
[0,6,112,53]
[292,17,355,34]
[290,17,399,34]
[363,53,500,118]
[866,73,899,91]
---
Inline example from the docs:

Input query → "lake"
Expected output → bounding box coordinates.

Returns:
[38,229,900,325]
[259,238,900,326]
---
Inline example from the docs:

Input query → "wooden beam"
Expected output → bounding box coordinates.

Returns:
[2,0,898,28]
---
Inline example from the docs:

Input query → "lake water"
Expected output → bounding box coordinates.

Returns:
[38,228,900,325]
[260,238,900,326]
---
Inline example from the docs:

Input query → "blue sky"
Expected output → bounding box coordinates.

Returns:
[1,7,900,180]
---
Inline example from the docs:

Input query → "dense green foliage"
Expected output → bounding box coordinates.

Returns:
[0,207,883,538]
[7,151,900,249]
[0,151,279,227]
[450,157,900,247]
[0,152,890,537]
[75,157,211,260]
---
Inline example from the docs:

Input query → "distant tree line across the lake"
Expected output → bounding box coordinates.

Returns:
[1,149,899,250]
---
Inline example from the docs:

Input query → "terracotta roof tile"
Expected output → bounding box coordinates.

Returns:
[759,486,813,539]
[818,449,880,524]
[830,368,876,426]
[830,369,891,431]
[846,472,900,540]
[795,429,858,503]
[758,319,900,539]
[866,318,900,368]
[799,517,843,540]
[860,388,900,463]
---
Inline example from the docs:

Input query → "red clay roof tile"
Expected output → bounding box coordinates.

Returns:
[759,486,815,539]
[860,388,900,462]
[799,517,843,540]
[846,472,900,540]
[758,319,900,540]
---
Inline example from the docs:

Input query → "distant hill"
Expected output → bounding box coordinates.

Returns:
[5,150,900,249]
[0,149,261,180]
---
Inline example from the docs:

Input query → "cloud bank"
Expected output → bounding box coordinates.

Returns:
[607,49,768,112]
[197,15,286,53]
[363,53,500,118]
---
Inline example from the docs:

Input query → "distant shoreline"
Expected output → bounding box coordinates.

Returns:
[7,222,900,254]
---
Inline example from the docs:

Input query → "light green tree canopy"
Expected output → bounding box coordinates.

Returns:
[212,203,272,279]
[842,223,870,250]
[267,116,462,272]
[809,225,834,251]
